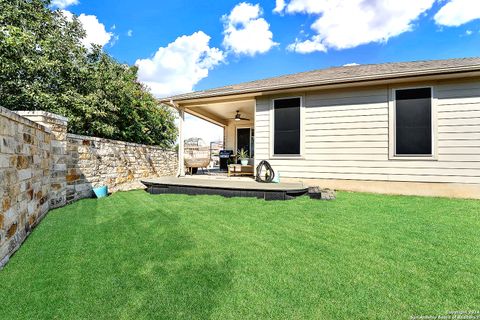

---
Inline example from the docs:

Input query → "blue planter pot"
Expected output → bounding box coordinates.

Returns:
[93,186,108,198]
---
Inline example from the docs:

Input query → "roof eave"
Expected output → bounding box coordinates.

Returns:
[158,66,480,105]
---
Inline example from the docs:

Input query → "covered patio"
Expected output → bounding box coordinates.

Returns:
[151,96,315,200]
[172,97,256,177]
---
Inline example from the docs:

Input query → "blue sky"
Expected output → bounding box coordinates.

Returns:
[55,0,480,143]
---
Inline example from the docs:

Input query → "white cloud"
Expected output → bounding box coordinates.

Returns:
[127,30,133,37]
[284,0,326,14]
[434,0,480,27]
[287,36,326,53]
[110,34,119,47]
[278,0,435,53]
[274,0,286,13]
[78,14,113,48]
[135,31,225,97]
[51,0,78,9]
[222,2,278,56]
[61,11,113,49]
[465,29,473,35]
[343,62,359,66]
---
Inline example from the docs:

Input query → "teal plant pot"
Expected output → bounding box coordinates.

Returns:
[93,186,108,198]
[272,171,280,183]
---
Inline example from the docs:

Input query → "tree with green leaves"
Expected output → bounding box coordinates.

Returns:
[0,0,177,147]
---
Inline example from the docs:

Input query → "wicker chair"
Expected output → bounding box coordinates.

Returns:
[184,146,211,174]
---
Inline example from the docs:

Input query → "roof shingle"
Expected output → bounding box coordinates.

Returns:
[164,57,480,102]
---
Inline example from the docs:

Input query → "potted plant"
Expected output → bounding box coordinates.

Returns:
[237,148,249,166]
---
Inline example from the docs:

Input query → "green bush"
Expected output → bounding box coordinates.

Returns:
[0,0,177,147]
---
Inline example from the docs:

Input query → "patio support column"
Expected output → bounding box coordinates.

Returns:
[177,106,185,177]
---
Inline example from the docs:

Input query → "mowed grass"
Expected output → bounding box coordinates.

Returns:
[1,190,479,319]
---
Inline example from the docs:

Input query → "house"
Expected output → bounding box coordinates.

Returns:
[162,58,480,198]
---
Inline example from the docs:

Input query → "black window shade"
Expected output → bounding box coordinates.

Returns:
[395,88,432,155]
[274,98,301,155]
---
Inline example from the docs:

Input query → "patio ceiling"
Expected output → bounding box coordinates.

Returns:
[184,99,255,127]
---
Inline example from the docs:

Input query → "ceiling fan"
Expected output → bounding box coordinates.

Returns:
[232,110,250,121]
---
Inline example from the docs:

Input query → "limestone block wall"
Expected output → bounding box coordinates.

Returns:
[65,134,178,202]
[17,111,68,209]
[0,107,53,264]
[0,108,178,267]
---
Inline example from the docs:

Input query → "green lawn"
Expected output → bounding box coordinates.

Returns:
[1,191,479,319]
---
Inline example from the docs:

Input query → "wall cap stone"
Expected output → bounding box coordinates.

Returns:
[0,107,50,132]
[16,110,68,124]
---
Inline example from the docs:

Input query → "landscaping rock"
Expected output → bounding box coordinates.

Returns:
[308,186,336,200]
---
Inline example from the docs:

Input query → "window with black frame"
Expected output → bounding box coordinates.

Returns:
[273,97,301,155]
[395,88,432,156]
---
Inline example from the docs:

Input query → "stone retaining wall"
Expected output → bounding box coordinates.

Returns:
[17,111,68,209]
[0,108,177,266]
[66,134,177,202]
[0,108,53,265]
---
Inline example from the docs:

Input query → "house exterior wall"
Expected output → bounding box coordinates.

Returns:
[224,119,254,153]
[254,78,480,198]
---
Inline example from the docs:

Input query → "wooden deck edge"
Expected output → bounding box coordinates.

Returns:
[141,180,308,200]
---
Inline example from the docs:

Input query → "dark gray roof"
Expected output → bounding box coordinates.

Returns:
[164,57,480,102]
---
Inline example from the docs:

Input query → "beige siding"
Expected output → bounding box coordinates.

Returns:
[224,119,254,153]
[254,79,480,185]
